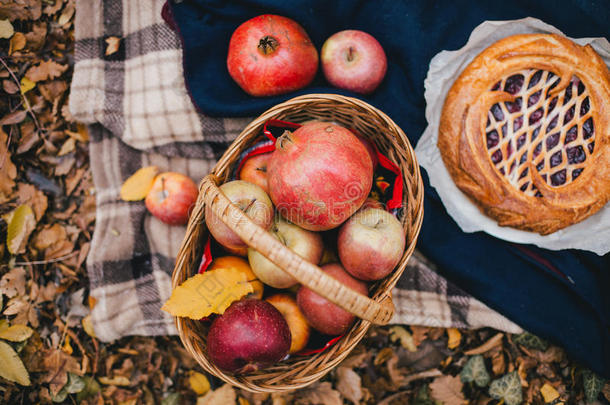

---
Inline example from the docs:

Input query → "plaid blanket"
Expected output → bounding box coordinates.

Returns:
[70,0,521,342]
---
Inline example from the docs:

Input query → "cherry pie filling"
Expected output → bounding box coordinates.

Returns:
[485,69,595,197]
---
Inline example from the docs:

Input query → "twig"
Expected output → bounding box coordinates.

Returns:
[379,369,443,405]
[15,250,80,266]
[0,56,45,134]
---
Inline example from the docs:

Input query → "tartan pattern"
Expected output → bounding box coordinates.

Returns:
[71,0,521,342]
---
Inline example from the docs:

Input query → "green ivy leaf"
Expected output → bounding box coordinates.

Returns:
[582,369,605,403]
[460,355,490,387]
[512,332,549,351]
[161,392,180,405]
[489,371,522,405]
[413,385,436,405]
[76,376,101,402]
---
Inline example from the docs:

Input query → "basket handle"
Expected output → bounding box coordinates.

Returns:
[200,175,395,325]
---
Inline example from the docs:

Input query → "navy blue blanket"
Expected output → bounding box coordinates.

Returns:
[166,0,610,377]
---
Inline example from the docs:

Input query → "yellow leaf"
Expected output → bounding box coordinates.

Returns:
[105,36,121,56]
[98,376,131,386]
[0,340,30,386]
[238,398,250,405]
[58,137,75,156]
[197,384,236,405]
[9,32,26,54]
[0,324,33,342]
[20,77,36,94]
[82,315,96,339]
[540,383,559,403]
[189,371,211,396]
[162,269,254,319]
[65,124,89,143]
[120,166,159,201]
[0,20,14,39]
[62,335,73,355]
[447,328,462,350]
[7,205,36,254]
[389,326,417,352]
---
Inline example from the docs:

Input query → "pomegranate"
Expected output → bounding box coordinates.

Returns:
[227,14,318,97]
[268,121,374,231]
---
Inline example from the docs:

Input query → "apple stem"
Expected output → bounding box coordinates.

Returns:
[161,176,168,200]
[277,131,294,150]
[258,36,279,55]
[347,46,355,62]
[255,166,267,173]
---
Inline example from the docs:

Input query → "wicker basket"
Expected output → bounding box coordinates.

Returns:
[172,93,424,392]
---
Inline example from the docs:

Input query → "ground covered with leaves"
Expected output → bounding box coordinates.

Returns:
[0,1,609,404]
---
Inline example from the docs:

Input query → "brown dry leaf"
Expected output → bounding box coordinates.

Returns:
[490,346,506,375]
[58,137,75,156]
[540,383,559,403]
[0,19,14,38]
[374,346,394,366]
[0,109,27,125]
[464,332,503,355]
[0,0,41,21]
[0,129,17,196]
[386,353,407,388]
[17,183,48,220]
[25,22,46,51]
[25,59,68,82]
[410,325,431,347]
[9,32,26,54]
[43,0,64,15]
[105,36,121,56]
[197,384,236,405]
[65,123,89,142]
[32,223,66,250]
[81,315,96,338]
[447,328,462,350]
[57,1,74,26]
[120,165,159,201]
[98,375,131,386]
[3,79,19,94]
[42,348,81,396]
[38,80,68,102]
[340,351,370,369]
[0,267,26,298]
[336,367,363,404]
[429,375,467,405]
[293,381,342,405]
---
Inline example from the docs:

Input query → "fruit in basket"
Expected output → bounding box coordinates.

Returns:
[208,256,264,299]
[248,216,323,288]
[354,132,379,169]
[239,152,271,194]
[338,208,405,281]
[227,14,318,97]
[145,172,198,225]
[207,299,291,373]
[361,197,385,211]
[268,121,373,231]
[321,30,387,95]
[205,180,274,251]
[296,263,368,335]
[266,294,311,354]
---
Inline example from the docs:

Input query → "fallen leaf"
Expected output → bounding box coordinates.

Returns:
[189,371,211,396]
[17,183,48,220]
[33,223,66,250]
[238,398,249,405]
[464,332,503,355]
[57,1,74,26]
[197,384,236,405]
[429,375,466,405]
[161,269,254,319]
[0,267,26,298]
[62,334,73,354]
[0,19,14,39]
[0,109,27,125]
[98,375,131,386]
[447,328,461,350]
[293,381,342,405]
[3,79,19,94]
[25,60,68,82]
[460,355,490,387]
[336,367,363,404]
[9,31,25,53]
[410,326,431,347]
[25,22,46,51]
[0,324,33,342]
[489,371,523,405]
[58,137,75,156]
[513,332,549,351]
[540,383,559,403]
[0,129,17,195]
[0,340,30,386]
[43,0,64,16]
[582,369,604,403]
[38,79,68,101]
[389,325,417,352]
[43,348,81,396]
[120,166,159,201]
[65,124,89,142]
[105,36,121,56]
[7,204,36,254]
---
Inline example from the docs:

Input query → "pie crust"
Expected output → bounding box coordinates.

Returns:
[439,34,610,235]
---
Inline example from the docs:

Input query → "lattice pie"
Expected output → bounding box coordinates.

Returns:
[439,34,610,235]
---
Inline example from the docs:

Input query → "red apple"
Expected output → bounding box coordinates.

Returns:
[338,208,405,281]
[296,263,368,335]
[205,180,274,251]
[268,122,373,231]
[266,294,311,354]
[227,14,318,97]
[321,30,387,94]
[239,152,271,194]
[248,216,323,288]
[207,299,291,373]
[145,172,198,226]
